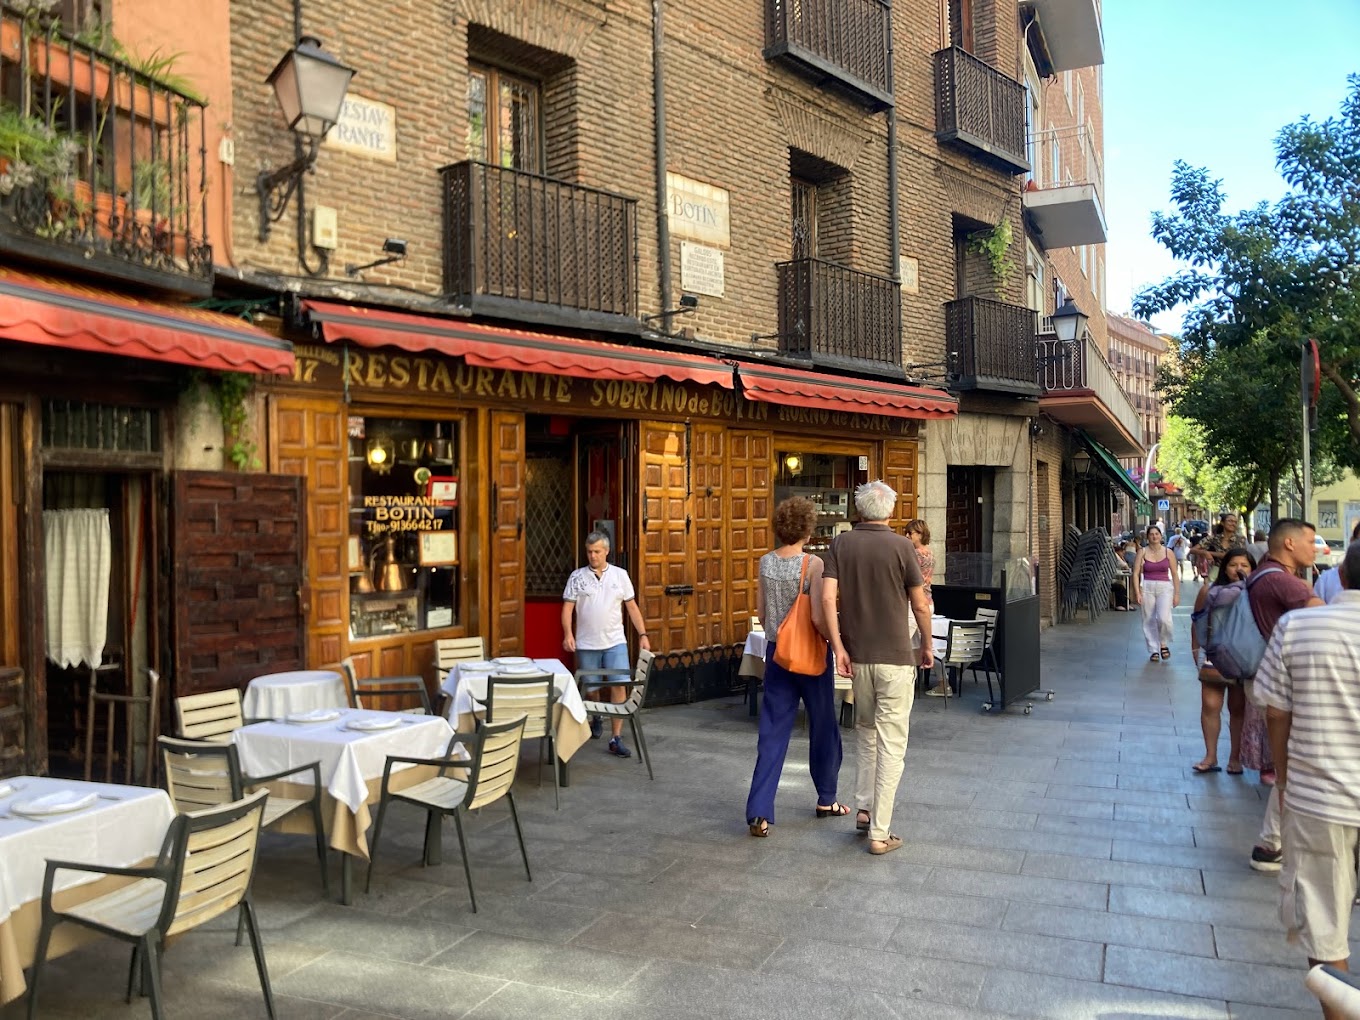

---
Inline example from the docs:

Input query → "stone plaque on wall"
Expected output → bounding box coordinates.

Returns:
[666,172,730,247]
[680,242,725,298]
[322,95,397,162]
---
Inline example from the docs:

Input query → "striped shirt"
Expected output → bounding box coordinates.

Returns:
[1254,590,1360,825]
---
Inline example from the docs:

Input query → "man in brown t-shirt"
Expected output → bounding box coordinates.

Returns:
[821,480,933,856]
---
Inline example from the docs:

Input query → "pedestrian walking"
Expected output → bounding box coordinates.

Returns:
[1314,520,1360,604]
[820,481,933,856]
[1167,527,1191,582]
[744,497,846,838]
[1253,540,1360,1017]
[561,530,651,757]
[1132,524,1178,661]
[1241,519,1324,872]
[1190,548,1255,774]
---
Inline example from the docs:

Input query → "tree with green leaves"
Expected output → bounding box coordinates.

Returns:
[1135,74,1360,472]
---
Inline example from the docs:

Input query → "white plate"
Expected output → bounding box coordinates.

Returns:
[458,661,495,672]
[0,784,13,800]
[496,663,543,675]
[286,709,342,724]
[345,717,403,732]
[12,791,98,816]
[493,657,532,666]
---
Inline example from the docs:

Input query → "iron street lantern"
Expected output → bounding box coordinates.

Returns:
[256,36,356,243]
[1050,297,1088,345]
[1072,447,1092,478]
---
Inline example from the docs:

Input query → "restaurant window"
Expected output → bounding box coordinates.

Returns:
[467,63,542,172]
[347,416,462,640]
[774,451,871,554]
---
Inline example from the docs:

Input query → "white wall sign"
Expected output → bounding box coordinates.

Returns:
[898,255,919,294]
[679,242,725,298]
[667,172,730,247]
[322,95,397,162]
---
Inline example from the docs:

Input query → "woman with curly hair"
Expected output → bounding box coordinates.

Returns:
[745,496,846,837]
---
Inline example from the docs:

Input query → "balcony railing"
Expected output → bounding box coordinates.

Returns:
[935,47,1028,174]
[1037,332,1143,449]
[1029,124,1104,202]
[944,296,1041,396]
[441,161,638,328]
[765,0,893,110]
[0,4,211,292]
[776,258,900,368]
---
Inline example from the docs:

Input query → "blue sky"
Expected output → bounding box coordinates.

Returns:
[1103,2,1360,333]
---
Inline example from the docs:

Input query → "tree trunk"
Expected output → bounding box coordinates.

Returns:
[1270,469,1280,522]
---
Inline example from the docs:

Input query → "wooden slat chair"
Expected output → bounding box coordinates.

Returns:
[159,736,330,899]
[433,637,488,717]
[482,672,558,809]
[365,716,530,913]
[174,688,246,743]
[25,790,276,1020]
[576,647,655,780]
[336,657,433,715]
[748,615,763,634]
[930,622,990,708]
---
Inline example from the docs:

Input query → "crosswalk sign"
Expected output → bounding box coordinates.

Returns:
[1157,498,1170,511]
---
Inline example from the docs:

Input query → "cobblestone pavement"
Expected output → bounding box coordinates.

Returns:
[9,579,1344,1019]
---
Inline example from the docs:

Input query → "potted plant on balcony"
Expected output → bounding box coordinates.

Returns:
[968,219,1014,289]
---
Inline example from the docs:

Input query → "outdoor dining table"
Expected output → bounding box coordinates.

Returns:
[0,775,174,1005]
[440,658,592,779]
[242,669,347,719]
[737,630,853,720]
[231,707,453,904]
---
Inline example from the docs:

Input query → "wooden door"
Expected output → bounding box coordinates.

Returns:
[881,439,919,532]
[488,411,525,657]
[637,421,690,652]
[690,424,725,647]
[727,431,771,634]
[0,403,23,776]
[272,396,346,667]
[171,471,306,696]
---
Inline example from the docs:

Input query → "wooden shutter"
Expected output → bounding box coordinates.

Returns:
[271,396,346,667]
[171,471,306,695]
[637,421,690,652]
[488,411,525,657]
[690,424,725,647]
[882,439,919,532]
[727,431,771,634]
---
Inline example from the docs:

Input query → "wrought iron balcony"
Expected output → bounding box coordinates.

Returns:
[935,47,1028,175]
[776,258,900,369]
[764,0,893,111]
[0,5,212,293]
[441,161,638,331]
[945,296,1041,397]
[1037,330,1143,457]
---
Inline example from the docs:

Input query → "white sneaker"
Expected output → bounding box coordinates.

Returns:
[925,685,951,698]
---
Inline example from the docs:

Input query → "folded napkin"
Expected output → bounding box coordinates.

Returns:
[15,790,97,815]
[0,784,13,800]
[286,708,341,724]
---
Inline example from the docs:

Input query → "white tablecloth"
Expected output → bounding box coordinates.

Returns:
[440,658,586,725]
[243,670,347,719]
[232,709,454,814]
[0,776,173,927]
[739,630,850,690]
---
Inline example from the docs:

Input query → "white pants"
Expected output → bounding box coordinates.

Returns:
[1260,784,1283,851]
[1140,579,1174,654]
[852,663,916,843]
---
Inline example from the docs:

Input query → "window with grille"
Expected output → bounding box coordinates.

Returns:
[41,400,159,453]
[467,64,543,172]
[791,177,819,260]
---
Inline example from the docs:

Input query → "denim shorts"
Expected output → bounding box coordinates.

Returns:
[576,643,630,679]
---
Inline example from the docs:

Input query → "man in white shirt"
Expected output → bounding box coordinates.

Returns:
[1315,521,1360,604]
[561,531,651,757]
[1254,540,1360,1013]
[1166,528,1190,581]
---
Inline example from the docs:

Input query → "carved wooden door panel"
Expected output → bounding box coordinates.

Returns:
[171,472,306,696]
[271,396,346,668]
[488,411,525,657]
[726,430,771,636]
[636,421,690,653]
[881,439,919,532]
[690,424,725,647]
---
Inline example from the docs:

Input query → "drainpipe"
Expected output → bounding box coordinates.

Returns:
[652,0,673,311]
[885,0,900,285]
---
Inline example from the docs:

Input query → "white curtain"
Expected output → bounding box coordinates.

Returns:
[44,508,112,669]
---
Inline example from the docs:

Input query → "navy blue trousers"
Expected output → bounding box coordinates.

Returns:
[745,643,843,824]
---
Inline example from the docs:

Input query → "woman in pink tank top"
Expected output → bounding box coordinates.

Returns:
[1132,526,1179,662]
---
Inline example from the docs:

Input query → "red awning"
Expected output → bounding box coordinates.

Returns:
[303,301,734,389]
[736,361,957,420]
[0,267,293,375]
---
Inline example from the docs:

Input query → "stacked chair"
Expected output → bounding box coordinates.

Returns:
[1059,526,1116,622]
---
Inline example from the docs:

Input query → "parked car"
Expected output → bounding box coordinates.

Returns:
[1314,535,1336,567]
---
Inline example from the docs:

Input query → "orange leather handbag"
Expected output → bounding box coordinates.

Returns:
[773,555,829,676]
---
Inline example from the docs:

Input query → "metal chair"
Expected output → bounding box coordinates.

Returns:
[174,688,245,742]
[365,716,530,913]
[26,790,275,1020]
[482,671,558,809]
[86,666,160,787]
[435,636,487,671]
[159,736,330,899]
[337,656,433,714]
[931,622,989,709]
[576,648,655,780]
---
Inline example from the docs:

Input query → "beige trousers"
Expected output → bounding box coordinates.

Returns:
[851,662,916,842]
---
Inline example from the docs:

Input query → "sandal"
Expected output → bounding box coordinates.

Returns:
[1226,763,1243,775]
[868,834,903,856]
[1192,762,1221,774]
[815,802,851,818]
[748,817,769,837]
[1160,647,1171,660]
[1150,654,1161,662]
[856,810,871,833]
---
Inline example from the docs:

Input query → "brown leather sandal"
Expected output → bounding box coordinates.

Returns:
[749,818,769,837]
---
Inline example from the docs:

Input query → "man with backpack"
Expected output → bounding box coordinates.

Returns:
[1240,519,1324,871]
